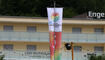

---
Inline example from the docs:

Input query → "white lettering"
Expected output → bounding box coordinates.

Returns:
[101,13,105,17]
[88,11,92,17]
[97,13,101,19]
[92,12,97,17]
[88,11,105,19]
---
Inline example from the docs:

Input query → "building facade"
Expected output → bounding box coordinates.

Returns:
[0,16,105,60]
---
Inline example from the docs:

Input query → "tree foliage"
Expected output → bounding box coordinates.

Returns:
[89,54,105,60]
[0,0,105,18]
[0,55,4,60]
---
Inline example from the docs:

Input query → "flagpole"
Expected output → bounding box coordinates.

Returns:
[47,1,56,60]
[71,42,74,60]
[53,1,56,60]
[53,1,62,60]
[54,1,56,11]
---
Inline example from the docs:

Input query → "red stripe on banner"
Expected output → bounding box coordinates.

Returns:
[55,32,62,60]
[49,32,54,60]
[55,32,62,49]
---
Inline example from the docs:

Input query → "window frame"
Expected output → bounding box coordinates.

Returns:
[3,44,13,51]
[27,45,36,51]
[94,28,104,34]
[27,26,36,32]
[73,46,82,52]
[72,27,82,33]
[3,25,13,31]
[94,46,104,52]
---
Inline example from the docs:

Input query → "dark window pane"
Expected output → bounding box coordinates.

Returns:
[27,45,36,51]
[72,28,81,33]
[74,46,82,52]
[94,46,104,52]
[94,28,103,34]
[27,26,36,32]
[3,44,13,51]
[4,25,13,31]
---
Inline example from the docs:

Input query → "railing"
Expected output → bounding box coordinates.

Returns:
[0,31,49,42]
[0,51,50,60]
[0,31,105,43]
[62,33,105,43]
[0,51,104,60]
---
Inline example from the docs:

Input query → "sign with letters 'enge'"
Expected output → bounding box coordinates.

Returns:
[88,11,105,19]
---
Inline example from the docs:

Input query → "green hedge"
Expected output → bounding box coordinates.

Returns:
[0,55,4,60]
[89,54,105,60]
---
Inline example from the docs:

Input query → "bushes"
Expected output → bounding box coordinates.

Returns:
[89,54,105,60]
[0,55,4,60]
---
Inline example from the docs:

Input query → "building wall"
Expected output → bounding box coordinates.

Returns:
[0,23,48,32]
[0,41,49,51]
[74,43,104,52]
[0,22,105,33]
[0,22,105,52]
[0,41,105,52]
[63,43,105,52]
[63,24,104,33]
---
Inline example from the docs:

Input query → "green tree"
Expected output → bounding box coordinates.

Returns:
[64,7,77,18]
[0,0,105,18]
[0,55,4,60]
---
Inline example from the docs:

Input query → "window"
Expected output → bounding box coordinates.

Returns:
[72,28,81,33]
[74,46,82,52]
[4,25,13,31]
[27,45,36,51]
[94,28,103,34]
[94,46,104,52]
[27,26,36,32]
[3,44,13,51]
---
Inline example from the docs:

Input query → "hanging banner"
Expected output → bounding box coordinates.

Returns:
[47,8,63,32]
[49,32,54,60]
[47,8,63,60]
[53,8,63,32]
[53,8,63,60]
[55,32,62,60]
[47,8,55,60]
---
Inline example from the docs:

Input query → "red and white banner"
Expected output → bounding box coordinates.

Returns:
[47,8,54,60]
[47,8,63,32]
[47,8,63,60]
